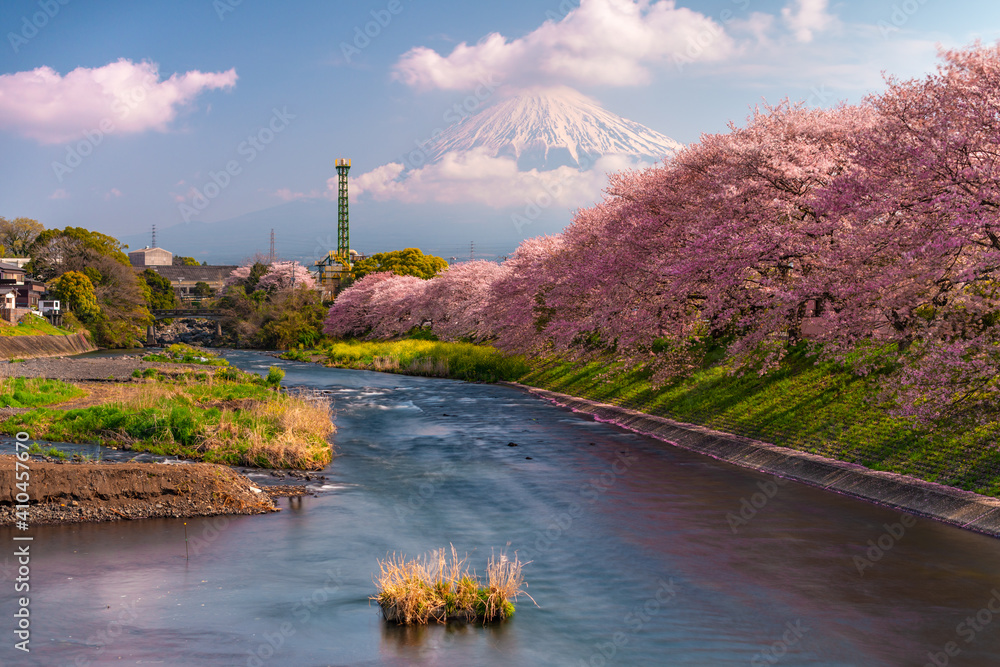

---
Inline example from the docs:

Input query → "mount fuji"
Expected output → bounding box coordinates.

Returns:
[423,86,683,170]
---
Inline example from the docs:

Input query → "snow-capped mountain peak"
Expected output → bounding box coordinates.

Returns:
[424,86,682,170]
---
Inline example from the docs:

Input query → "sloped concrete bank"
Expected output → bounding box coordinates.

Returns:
[509,384,1000,538]
[0,333,95,360]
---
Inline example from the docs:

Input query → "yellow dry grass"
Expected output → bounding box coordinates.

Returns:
[373,545,530,625]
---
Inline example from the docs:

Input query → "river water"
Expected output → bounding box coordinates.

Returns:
[2,350,1000,666]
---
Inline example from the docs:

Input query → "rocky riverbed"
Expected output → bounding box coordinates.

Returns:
[0,354,151,381]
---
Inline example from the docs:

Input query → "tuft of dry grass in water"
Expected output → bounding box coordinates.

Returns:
[373,545,531,625]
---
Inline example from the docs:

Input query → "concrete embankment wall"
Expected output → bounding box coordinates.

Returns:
[510,384,1000,538]
[0,333,96,360]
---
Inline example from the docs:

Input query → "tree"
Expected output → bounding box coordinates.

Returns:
[256,286,328,349]
[27,226,130,280]
[256,261,317,292]
[28,227,149,347]
[352,248,448,280]
[418,260,509,342]
[173,256,200,266]
[194,282,213,298]
[0,217,43,256]
[138,269,177,310]
[323,272,396,338]
[49,271,100,320]
[225,262,270,294]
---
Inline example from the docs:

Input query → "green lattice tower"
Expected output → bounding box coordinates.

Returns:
[335,158,351,261]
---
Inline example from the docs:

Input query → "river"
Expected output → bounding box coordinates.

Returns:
[2,349,1000,666]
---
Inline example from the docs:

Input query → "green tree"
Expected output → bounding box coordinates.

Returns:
[254,286,327,349]
[27,226,129,279]
[193,281,213,297]
[139,269,178,309]
[28,227,149,347]
[352,248,449,280]
[49,271,100,320]
[173,256,200,266]
[0,217,44,256]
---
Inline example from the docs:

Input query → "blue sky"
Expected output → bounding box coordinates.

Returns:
[1,0,999,262]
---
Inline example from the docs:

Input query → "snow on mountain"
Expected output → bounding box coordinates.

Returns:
[424,86,683,170]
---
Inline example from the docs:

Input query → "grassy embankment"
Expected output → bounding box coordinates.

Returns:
[283,339,530,383]
[522,347,1000,498]
[0,345,334,469]
[303,338,1000,497]
[373,545,528,624]
[0,313,75,337]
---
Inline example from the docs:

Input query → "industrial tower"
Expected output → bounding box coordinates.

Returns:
[314,158,354,297]
[336,158,351,260]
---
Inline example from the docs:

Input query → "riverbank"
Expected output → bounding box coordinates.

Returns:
[281,339,529,382]
[297,338,1000,535]
[512,384,1000,538]
[0,455,288,525]
[0,352,336,469]
[0,332,95,360]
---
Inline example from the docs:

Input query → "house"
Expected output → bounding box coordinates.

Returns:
[129,247,173,267]
[16,280,45,310]
[0,262,26,286]
[0,287,19,323]
[139,265,238,299]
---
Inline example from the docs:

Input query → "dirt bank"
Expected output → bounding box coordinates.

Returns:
[0,455,291,525]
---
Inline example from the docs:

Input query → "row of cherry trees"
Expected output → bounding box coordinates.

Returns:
[325,44,1000,426]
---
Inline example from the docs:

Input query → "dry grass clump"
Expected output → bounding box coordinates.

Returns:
[373,545,530,625]
[201,392,334,469]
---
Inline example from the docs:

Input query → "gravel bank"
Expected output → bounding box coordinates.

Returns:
[0,455,285,525]
[0,354,152,381]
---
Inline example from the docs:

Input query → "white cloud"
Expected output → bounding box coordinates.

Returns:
[781,0,838,43]
[49,189,69,200]
[104,188,123,201]
[344,149,645,209]
[392,0,736,90]
[0,59,237,144]
[273,187,321,201]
